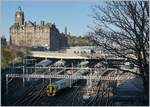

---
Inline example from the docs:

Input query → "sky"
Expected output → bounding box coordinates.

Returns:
[0,0,103,41]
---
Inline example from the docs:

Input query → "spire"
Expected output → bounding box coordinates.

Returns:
[65,26,67,36]
[18,6,22,11]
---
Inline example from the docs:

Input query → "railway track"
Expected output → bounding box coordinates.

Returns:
[12,71,51,106]
[85,80,102,106]
[12,79,42,105]
[71,87,81,106]
[13,67,65,106]
[26,82,47,106]
[59,87,80,106]
[85,68,118,106]
[87,68,132,106]
[71,85,85,106]
[4,60,133,106]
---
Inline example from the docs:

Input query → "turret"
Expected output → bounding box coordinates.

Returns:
[15,6,24,25]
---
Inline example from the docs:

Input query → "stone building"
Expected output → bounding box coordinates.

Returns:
[10,6,68,51]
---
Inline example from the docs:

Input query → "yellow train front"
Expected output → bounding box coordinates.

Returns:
[46,71,82,96]
[47,84,57,96]
[46,61,90,96]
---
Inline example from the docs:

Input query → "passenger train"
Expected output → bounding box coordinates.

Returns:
[34,59,53,73]
[35,59,52,67]
[47,61,89,96]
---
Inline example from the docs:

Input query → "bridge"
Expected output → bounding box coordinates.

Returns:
[6,73,133,81]
[6,66,135,83]
[27,51,125,60]
[28,51,98,59]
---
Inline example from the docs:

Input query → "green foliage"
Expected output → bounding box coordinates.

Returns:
[2,47,14,63]
[1,46,25,68]
[16,51,24,58]
[1,47,12,68]
[67,35,94,46]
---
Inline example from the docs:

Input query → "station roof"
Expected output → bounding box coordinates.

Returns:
[36,59,52,66]
[79,61,89,66]
[54,60,66,66]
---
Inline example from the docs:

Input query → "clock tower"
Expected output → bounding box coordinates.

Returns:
[15,6,24,25]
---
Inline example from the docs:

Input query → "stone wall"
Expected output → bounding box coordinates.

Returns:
[10,7,68,51]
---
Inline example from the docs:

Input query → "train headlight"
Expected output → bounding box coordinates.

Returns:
[47,84,56,96]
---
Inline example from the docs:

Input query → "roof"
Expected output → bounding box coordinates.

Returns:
[54,60,66,66]
[79,61,89,66]
[36,59,52,66]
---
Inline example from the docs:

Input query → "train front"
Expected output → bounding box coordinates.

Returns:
[47,84,57,96]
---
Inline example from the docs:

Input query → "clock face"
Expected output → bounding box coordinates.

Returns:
[16,14,20,18]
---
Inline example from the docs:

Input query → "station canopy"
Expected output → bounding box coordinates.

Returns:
[79,61,89,66]
[36,59,52,67]
[54,60,66,66]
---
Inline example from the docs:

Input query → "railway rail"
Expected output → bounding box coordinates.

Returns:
[4,59,136,106]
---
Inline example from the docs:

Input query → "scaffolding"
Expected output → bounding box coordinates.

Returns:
[5,66,134,96]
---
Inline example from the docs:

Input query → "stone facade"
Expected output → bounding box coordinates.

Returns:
[10,7,68,51]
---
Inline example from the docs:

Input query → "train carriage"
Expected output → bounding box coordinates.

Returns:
[47,61,90,96]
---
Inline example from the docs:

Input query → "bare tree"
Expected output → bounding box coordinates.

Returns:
[88,1,149,102]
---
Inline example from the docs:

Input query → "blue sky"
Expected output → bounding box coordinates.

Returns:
[1,0,103,41]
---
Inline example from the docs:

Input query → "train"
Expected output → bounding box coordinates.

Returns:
[47,71,82,96]
[34,59,52,74]
[35,59,52,67]
[47,61,89,96]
